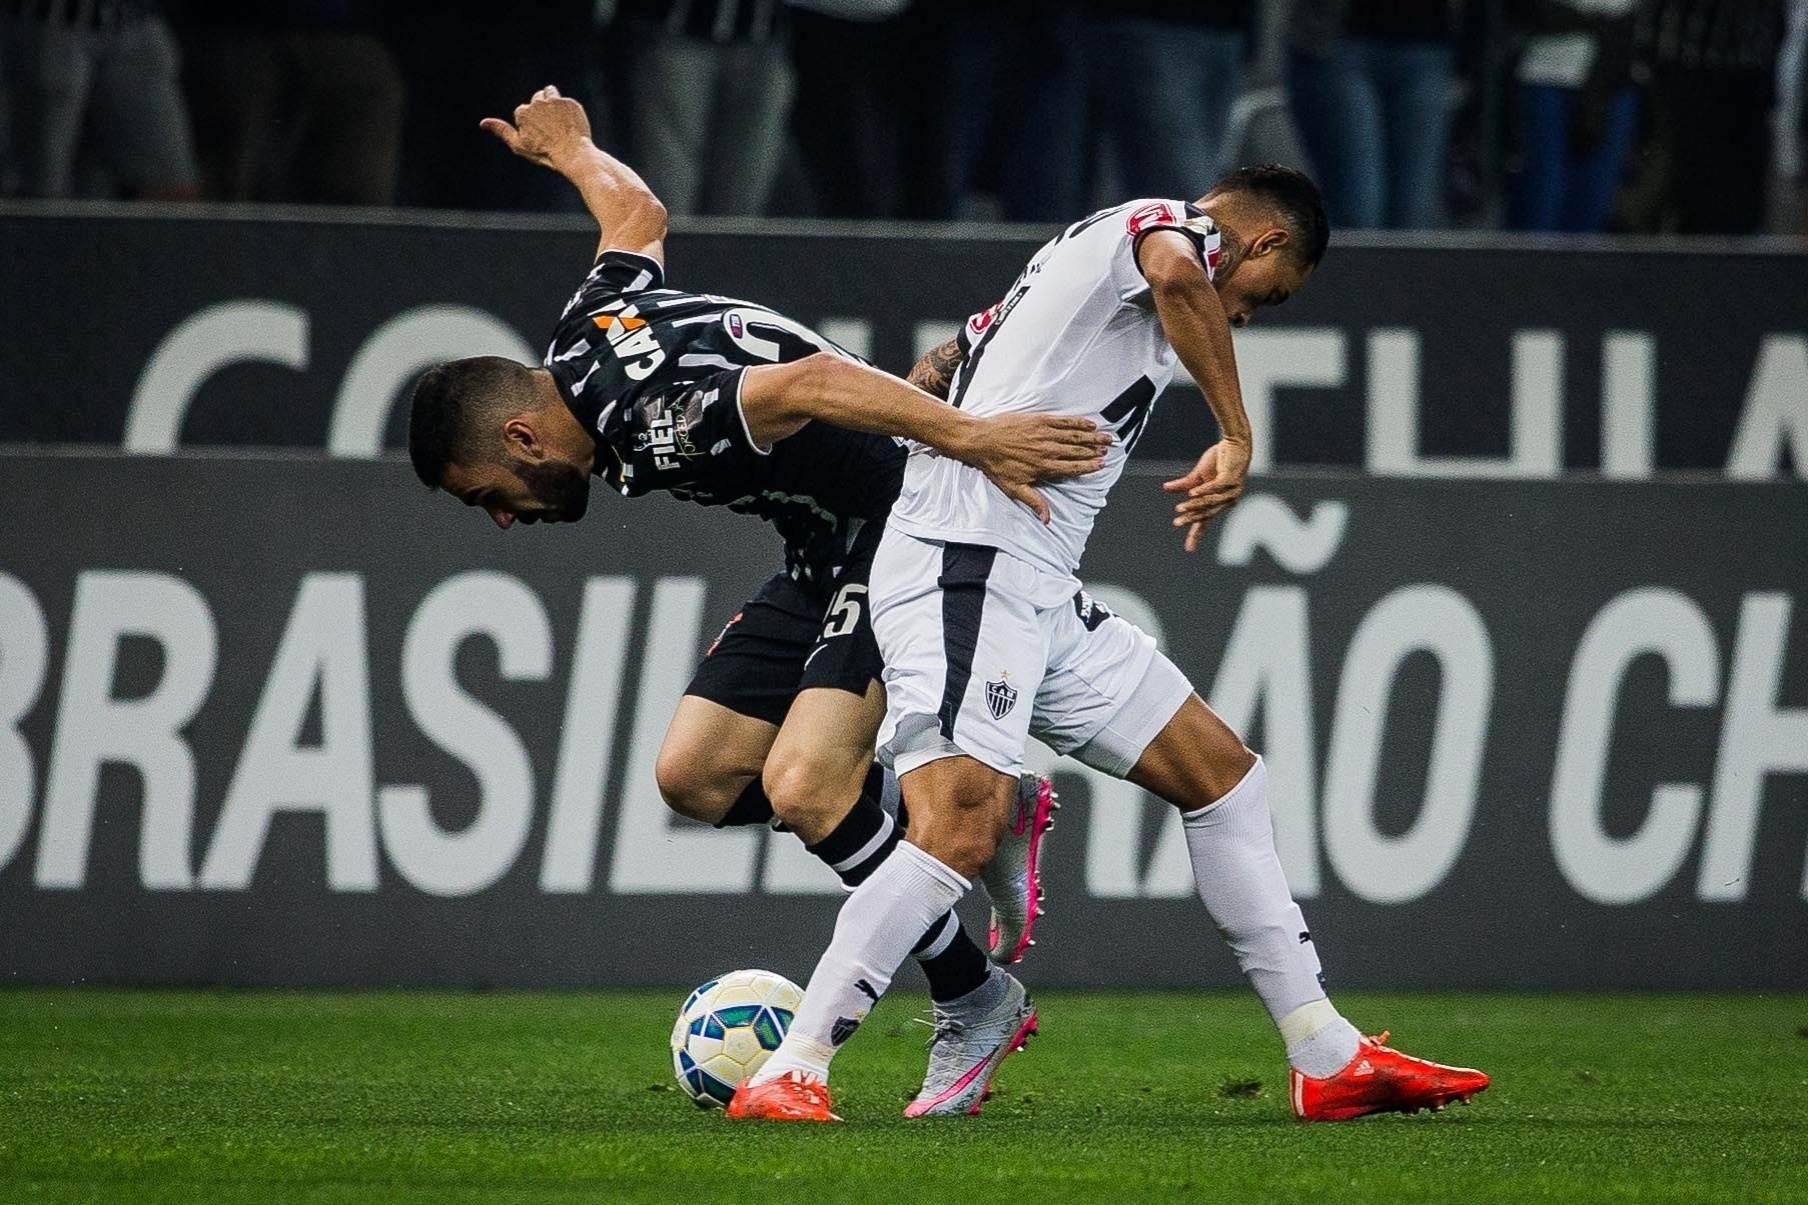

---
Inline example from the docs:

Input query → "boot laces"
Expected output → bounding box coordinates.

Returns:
[916,1013,975,1080]
[777,1070,832,1109]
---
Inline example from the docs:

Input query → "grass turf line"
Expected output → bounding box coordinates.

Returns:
[1,989,1804,1203]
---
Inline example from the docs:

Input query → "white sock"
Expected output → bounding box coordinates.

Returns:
[1278,998,1363,1079]
[754,842,969,1085]
[1181,756,1360,1076]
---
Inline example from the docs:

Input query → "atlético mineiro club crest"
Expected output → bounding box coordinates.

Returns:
[985,676,1018,721]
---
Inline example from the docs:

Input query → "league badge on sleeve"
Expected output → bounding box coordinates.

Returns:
[1126,202,1177,236]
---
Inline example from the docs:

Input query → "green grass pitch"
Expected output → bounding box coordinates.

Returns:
[2,989,1805,1203]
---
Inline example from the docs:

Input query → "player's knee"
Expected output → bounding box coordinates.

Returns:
[760,751,857,834]
[1134,696,1259,811]
[944,828,1005,882]
[655,747,730,823]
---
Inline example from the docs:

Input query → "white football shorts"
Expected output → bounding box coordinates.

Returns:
[871,528,1193,778]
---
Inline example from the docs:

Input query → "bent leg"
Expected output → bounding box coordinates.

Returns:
[1122,690,1360,1078]
[654,695,777,825]
[763,683,885,844]
[756,532,1037,1084]
[665,573,817,827]
[770,684,997,1005]
[1049,624,1358,1080]
[754,755,1010,1085]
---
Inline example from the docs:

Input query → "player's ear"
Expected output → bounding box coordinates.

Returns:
[502,415,545,460]
[1249,226,1290,260]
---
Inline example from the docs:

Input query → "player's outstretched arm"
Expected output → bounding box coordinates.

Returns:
[1140,229,1254,553]
[905,337,964,400]
[481,86,667,266]
[741,354,1110,524]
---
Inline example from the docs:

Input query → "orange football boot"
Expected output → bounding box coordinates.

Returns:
[1290,1031,1489,1121]
[725,1071,843,1122]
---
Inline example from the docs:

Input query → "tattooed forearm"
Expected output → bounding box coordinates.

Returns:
[906,336,965,400]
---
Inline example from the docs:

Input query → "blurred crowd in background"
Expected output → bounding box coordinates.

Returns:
[0,0,1803,235]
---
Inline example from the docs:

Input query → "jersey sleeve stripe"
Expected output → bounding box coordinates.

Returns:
[595,248,665,290]
[730,369,772,457]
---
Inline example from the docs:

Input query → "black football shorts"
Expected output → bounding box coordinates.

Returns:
[684,519,885,726]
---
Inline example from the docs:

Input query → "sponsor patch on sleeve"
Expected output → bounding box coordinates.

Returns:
[1126,202,1178,237]
[967,303,1000,339]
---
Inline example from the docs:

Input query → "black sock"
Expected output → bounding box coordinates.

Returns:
[806,785,992,1003]
[911,912,993,1004]
[713,779,776,828]
[862,763,887,811]
[804,787,895,885]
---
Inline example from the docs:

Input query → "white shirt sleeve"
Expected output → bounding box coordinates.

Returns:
[1115,200,1220,302]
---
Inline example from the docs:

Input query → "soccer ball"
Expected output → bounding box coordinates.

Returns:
[670,969,804,1108]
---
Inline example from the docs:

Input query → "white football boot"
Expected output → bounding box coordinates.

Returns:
[904,974,1038,1117]
[979,774,1057,965]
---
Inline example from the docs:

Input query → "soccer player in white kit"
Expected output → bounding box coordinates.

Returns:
[730,167,1490,1123]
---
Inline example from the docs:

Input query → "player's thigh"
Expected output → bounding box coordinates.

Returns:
[1037,597,1247,806]
[1125,693,1257,812]
[658,577,811,819]
[871,533,1046,782]
[762,526,889,839]
[1034,595,1180,768]
[763,682,886,843]
[655,695,778,822]
[684,574,817,729]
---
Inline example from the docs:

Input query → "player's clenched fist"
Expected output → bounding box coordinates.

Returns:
[480,85,592,169]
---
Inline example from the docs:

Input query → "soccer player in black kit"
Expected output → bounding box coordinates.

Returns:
[406,88,1102,1112]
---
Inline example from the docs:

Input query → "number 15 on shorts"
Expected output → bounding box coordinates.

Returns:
[821,584,867,640]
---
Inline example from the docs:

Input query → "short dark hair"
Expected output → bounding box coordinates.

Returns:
[1208,164,1330,269]
[407,356,539,488]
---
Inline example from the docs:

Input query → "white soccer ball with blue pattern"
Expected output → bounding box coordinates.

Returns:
[670,969,804,1108]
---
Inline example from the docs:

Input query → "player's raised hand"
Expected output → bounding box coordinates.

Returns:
[1163,437,1250,552]
[967,413,1111,525]
[480,85,592,170]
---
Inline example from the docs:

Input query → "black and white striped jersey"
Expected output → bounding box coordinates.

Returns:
[544,248,904,587]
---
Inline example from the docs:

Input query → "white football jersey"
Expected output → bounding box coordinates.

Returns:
[888,198,1221,583]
